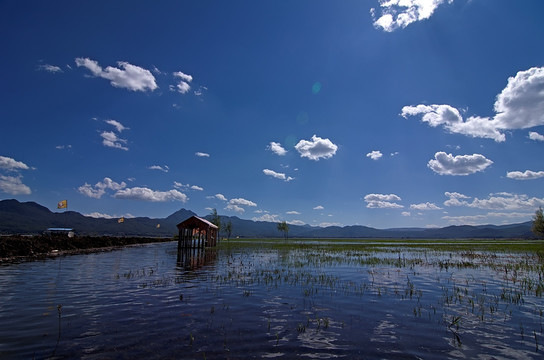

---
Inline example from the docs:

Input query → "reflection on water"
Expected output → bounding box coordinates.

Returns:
[177,247,217,270]
[0,241,543,359]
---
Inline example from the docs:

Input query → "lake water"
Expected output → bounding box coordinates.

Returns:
[1,240,543,359]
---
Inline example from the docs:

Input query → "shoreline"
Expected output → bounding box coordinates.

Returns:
[0,235,175,264]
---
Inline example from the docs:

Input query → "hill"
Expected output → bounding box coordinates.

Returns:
[0,199,534,238]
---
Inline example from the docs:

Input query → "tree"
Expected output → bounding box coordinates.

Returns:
[277,221,289,240]
[532,207,544,238]
[223,220,232,240]
[209,208,221,234]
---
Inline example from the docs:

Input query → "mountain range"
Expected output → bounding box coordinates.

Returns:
[0,199,534,239]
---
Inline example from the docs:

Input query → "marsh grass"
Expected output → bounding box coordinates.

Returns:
[107,238,543,356]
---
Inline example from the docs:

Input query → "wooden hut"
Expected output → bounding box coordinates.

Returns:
[176,216,218,251]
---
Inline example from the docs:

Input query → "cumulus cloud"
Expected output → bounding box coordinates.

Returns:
[263,169,294,182]
[295,135,338,161]
[286,211,301,215]
[114,187,188,202]
[252,213,281,222]
[229,198,257,207]
[0,175,31,195]
[370,0,453,32]
[226,204,245,213]
[444,192,544,210]
[506,170,544,180]
[100,131,128,151]
[78,177,127,199]
[0,156,30,171]
[364,193,404,208]
[268,142,287,156]
[38,64,63,73]
[105,119,129,132]
[410,202,441,210]
[427,152,493,176]
[148,165,169,173]
[0,156,32,195]
[195,152,210,157]
[214,193,228,201]
[403,67,544,142]
[313,205,324,210]
[75,57,157,92]
[443,192,470,207]
[191,185,204,191]
[366,150,383,160]
[172,71,193,94]
[529,131,544,141]
[443,211,533,225]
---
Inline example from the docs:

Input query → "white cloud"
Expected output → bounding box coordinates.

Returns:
[114,187,187,202]
[494,67,544,129]
[289,220,306,226]
[364,193,404,208]
[318,222,341,227]
[191,185,204,191]
[403,67,544,142]
[0,156,32,195]
[366,150,383,160]
[313,205,324,210]
[370,0,453,32]
[226,204,245,213]
[75,57,157,92]
[428,152,493,175]
[100,131,128,151]
[215,193,227,201]
[174,182,187,189]
[38,64,63,73]
[507,170,544,180]
[195,152,210,157]
[85,212,115,219]
[444,192,544,210]
[268,142,287,156]
[173,71,193,83]
[295,135,338,161]
[286,211,300,215]
[148,165,169,173]
[229,198,257,207]
[55,145,72,150]
[443,211,533,225]
[402,211,411,216]
[443,191,470,207]
[410,202,441,210]
[263,169,294,182]
[252,214,281,222]
[529,131,544,141]
[172,71,193,94]
[0,156,30,171]
[105,119,129,132]
[0,175,31,195]
[78,177,127,199]
[402,104,505,142]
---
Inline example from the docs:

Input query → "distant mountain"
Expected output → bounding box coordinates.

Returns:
[0,199,534,239]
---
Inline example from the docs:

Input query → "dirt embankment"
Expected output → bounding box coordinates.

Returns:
[0,235,174,262]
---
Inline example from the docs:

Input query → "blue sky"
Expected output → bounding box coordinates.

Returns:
[1,0,544,229]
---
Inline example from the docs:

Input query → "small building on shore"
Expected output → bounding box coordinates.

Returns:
[44,228,75,238]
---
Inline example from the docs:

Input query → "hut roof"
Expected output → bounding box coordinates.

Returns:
[177,216,218,230]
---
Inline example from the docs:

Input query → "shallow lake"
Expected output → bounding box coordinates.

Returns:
[1,239,543,359]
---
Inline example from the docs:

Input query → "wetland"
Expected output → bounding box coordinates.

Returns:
[1,238,543,359]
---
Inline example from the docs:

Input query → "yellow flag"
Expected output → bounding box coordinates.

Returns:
[156,224,161,228]
[57,200,67,209]
[118,217,125,223]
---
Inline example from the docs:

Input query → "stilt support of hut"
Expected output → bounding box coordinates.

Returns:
[176,216,218,256]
